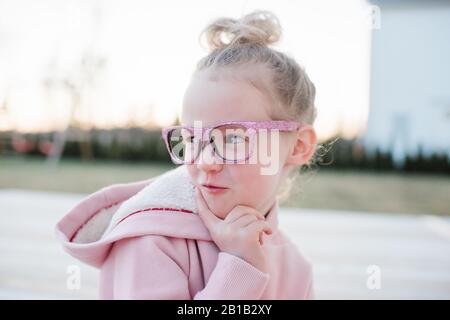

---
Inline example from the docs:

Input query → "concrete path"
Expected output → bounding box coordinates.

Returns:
[1,189,449,299]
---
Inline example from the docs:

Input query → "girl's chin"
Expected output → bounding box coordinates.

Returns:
[206,200,234,219]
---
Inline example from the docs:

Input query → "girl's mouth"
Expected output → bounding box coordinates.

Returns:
[201,184,229,194]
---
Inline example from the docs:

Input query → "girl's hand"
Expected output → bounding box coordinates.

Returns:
[194,187,273,273]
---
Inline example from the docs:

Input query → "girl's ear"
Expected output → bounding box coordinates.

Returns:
[286,125,317,166]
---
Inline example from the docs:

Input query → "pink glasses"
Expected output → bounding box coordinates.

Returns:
[161,120,303,164]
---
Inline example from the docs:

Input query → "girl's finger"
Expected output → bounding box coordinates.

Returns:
[194,187,222,230]
[232,214,258,228]
[225,205,265,224]
[245,220,273,237]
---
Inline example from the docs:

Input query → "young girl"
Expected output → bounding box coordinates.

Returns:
[55,10,318,300]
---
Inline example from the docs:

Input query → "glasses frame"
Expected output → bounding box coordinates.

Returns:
[161,120,303,165]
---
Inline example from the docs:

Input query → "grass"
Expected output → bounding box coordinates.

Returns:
[283,169,449,216]
[0,155,449,216]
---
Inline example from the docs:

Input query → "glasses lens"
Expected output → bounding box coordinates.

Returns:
[167,128,199,163]
[210,124,251,162]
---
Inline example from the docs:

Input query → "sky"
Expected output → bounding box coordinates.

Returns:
[0,0,373,140]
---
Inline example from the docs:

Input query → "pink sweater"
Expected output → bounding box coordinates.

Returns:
[55,169,314,300]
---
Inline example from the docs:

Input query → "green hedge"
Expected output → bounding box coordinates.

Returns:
[0,129,448,173]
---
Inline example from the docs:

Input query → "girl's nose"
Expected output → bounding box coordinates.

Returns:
[196,142,223,172]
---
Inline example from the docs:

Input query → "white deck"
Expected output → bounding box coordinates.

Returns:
[1,189,449,299]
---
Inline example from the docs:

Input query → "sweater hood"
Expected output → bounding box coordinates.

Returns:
[54,165,211,268]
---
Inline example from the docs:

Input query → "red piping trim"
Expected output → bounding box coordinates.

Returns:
[116,207,194,225]
[69,207,195,242]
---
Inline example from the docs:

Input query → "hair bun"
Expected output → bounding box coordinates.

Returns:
[201,10,282,50]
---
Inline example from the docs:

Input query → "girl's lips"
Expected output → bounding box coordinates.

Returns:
[201,184,229,194]
[202,184,227,189]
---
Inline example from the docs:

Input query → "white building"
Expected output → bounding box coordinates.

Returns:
[363,0,450,166]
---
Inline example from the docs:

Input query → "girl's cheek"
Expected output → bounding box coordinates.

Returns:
[230,165,263,194]
[186,165,198,184]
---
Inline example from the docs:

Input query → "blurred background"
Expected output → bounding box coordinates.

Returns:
[0,0,449,299]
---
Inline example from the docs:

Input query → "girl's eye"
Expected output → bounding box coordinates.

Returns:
[225,134,245,144]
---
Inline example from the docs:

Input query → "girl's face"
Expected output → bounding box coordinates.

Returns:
[181,67,303,219]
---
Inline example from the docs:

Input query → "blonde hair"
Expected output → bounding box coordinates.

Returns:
[195,10,319,202]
